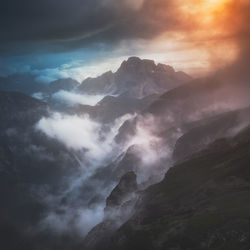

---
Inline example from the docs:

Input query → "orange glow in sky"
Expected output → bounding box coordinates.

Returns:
[179,0,231,27]
[110,0,244,76]
[166,0,238,74]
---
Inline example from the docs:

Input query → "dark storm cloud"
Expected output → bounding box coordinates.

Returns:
[0,0,178,54]
[1,0,110,41]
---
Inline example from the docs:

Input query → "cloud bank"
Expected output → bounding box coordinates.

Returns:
[52,91,105,106]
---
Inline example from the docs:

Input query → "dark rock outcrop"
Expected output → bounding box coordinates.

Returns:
[84,172,138,250]
[106,171,137,210]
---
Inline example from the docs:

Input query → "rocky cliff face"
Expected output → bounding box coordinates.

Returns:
[77,57,191,98]
[105,171,137,211]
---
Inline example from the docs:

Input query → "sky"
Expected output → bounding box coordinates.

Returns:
[0,0,249,82]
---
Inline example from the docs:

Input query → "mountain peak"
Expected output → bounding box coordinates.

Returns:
[117,57,179,76]
[125,56,142,64]
[117,57,156,74]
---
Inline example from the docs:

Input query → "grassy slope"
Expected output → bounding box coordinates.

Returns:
[109,128,250,250]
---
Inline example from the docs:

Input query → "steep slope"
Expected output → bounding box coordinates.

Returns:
[146,76,250,120]
[103,126,250,250]
[77,57,191,98]
[173,106,250,162]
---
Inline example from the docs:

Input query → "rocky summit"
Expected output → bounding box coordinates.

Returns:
[77,57,191,98]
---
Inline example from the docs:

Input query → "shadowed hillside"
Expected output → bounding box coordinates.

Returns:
[89,126,250,250]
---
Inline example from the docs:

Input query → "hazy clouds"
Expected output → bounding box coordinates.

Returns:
[52,91,105,106]
[36,112,135,163]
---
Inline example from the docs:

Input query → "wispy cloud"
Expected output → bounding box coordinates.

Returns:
[35,112,135,235]
[36,112,135,163]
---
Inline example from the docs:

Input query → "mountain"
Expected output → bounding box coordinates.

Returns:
[0,74,47,95]
[84,171,138,250]
[0,91,48,130]
[69,94,159,123]
[85,124,250,250]
[46,78,79,94]
[0,90,80,190]
[0,75,79,97]
[77,57,192,98]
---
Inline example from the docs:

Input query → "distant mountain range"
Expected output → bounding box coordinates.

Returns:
[0,74,79,96]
